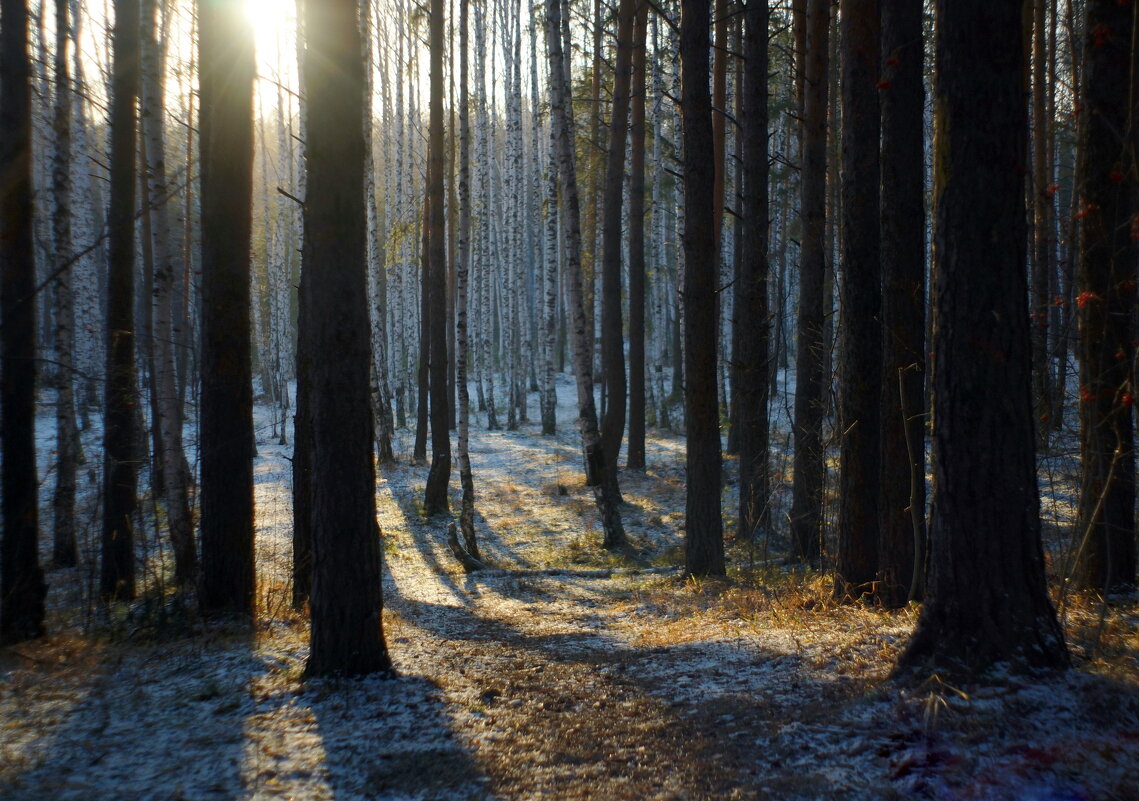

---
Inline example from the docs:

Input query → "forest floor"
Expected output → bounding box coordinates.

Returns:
[3,376,1139,800]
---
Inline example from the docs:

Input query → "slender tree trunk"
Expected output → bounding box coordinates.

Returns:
[546,0,626,550]
[1074,0,1137,591]
[198,0,256,617]
[302,0,392,678]
[1,0,48,641]
[415,197,430,461]
[897,0,1069,676]
[736,0,770,542]
[142,0,195,586]
[1031,0,1054,429]
[600,0,637,482]
[626,1,649,470]
[877,0,926,607]
[424,0,453,515]
[457,0,479,555]
[789,0,830,566]
[100,0,142,603]
[51,0,81,569]
[682,0,725,577]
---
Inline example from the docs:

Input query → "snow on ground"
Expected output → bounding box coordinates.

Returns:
[3,373,1139,800]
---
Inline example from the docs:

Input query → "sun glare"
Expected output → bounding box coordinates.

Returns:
[244,0,298,109]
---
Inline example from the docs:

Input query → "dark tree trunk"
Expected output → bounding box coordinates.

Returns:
[600,0,636,481]
[1030,0,1054,429]
[789,0,829,566]
[897,0,1069,676]
[1074,0,1137,592]
[415,198,430,460]
[100,0,142,603]
[198,0,256,617]
[51,0,81,569]
[1,0,48,641]
[877,0,926,608]
[424,0,452,515]
[835,0,882,599]
[302,0,392,678]
[681,0,725,578]
[736,0,770,542]
[626,1,648,472]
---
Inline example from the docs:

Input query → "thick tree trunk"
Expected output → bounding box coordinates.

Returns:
[198,0,256,617]
[1074,0,1137,592]
[681,0,725,578]
[835,0,882,599]
[100,0,142,603]
[735,0,770,542]
[302,0,392,678]
[546,0,626,550]
[1,0,48,642]
[897,0,1069,676]
[788,0,830,566]
[877,0,926,608]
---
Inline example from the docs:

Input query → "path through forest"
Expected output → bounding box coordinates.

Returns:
[3,381,1139,800]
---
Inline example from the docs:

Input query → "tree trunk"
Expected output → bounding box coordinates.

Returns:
[626,1,649,471]
[735,0,770,542]
[681,0,725,578]
[1,0,48,641]
[50,0,81,569]
[424,0,453,515]
[877,0,926,608]
[788,0,830,566]
[834,0,882,599]
[198,0,256,617]
[100,0,142,603]
[1074,0,1137,592]
[897,0,1069,676]
[546,0,626,550]
[142,0,196,586]
[1031,0,1054,430]
[302,0,392,678]
[600,0,637,481]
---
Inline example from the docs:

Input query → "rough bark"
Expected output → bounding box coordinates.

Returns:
[682,0,725,578]
[735,0,770,542]
[788,0,830,566]
[835,0,882,599]
[302,0,392,678]
[897,0,1069,676]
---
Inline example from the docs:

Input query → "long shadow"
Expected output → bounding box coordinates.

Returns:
[269,671,491,801]
[390,596,861,799]
[1,622,256,800]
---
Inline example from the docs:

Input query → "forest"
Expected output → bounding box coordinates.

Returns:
[1,0,1138,797]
